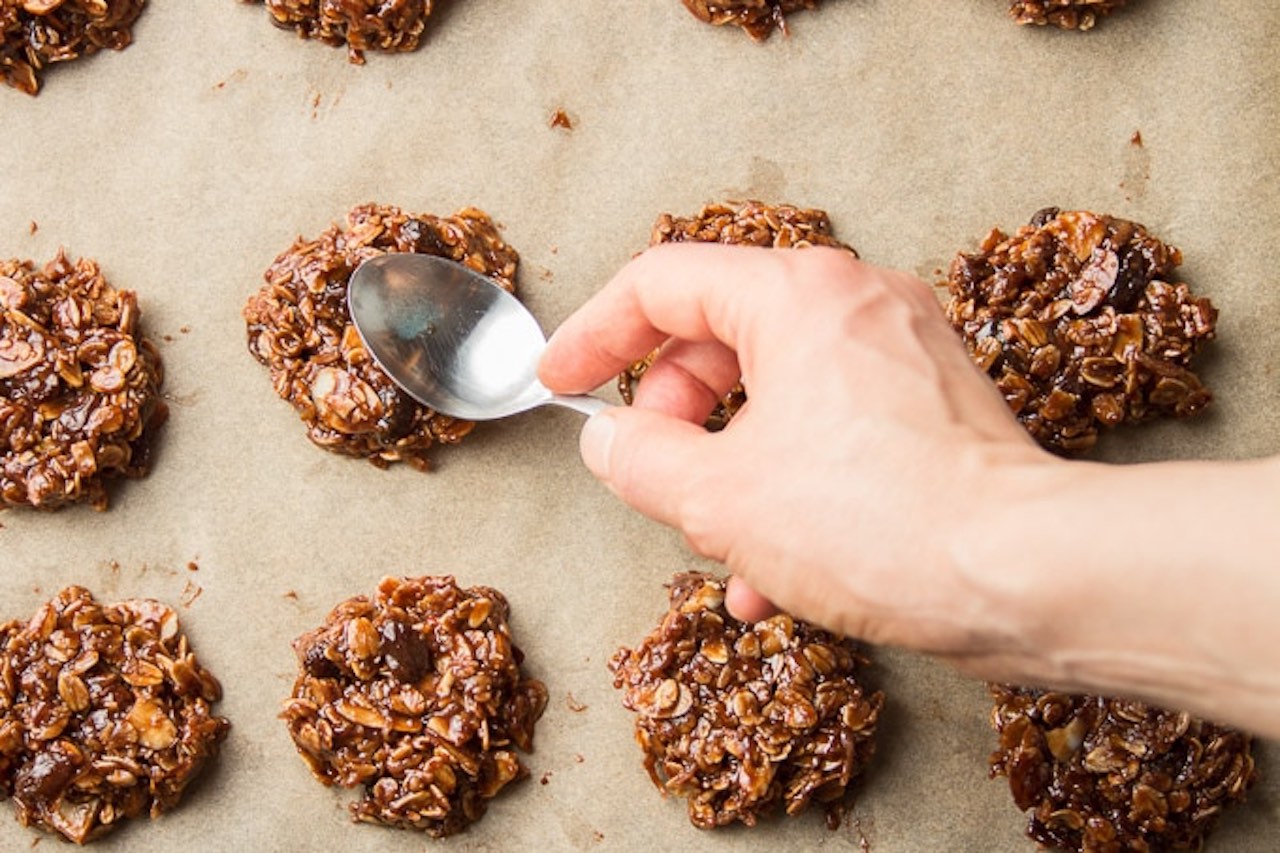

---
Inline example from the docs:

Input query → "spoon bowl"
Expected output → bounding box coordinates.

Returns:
[347,254,607,420]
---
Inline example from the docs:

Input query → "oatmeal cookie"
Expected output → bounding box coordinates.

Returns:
[243,0,432,64]
[618,201,855,431]
[0,251,166,510]
[243,203,519,470]
[1009,0,1128,31]
[0,0,145,95]
[682,0,820,40]
[281,576,547,836]
[610,573,882,829]
[943,208,1217,455]
[989,686,1256,851]
[0,587,229,843]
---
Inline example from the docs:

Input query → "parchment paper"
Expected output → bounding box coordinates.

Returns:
[2,1,1278,849]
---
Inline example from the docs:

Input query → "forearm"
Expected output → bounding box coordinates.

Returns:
[963,453,1280,734]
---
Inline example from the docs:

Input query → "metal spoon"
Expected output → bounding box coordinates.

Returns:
[347,254,609,420]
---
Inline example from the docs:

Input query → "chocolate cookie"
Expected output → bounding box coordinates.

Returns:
[943,208,1216,454]
[243,0,433,64]
[0,587,229,843]
[1009,0,1128,30]
[281,576,547,836]
[989,686,1256,851]
[681,0,820,40]
[1,0,145,94]
[610,573,882,829]
[243,203,519,470]
[0,252,166,510]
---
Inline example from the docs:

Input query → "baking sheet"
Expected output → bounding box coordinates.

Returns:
[2,0,1278,849]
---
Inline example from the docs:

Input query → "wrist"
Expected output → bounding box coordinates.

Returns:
[956,452,1280,735]
[944,441,1074,683]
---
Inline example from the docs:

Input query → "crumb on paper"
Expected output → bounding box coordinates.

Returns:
[1130,130,1143,146]
[284,590,299,600]
[27,221,37,236]
[851,814,872,851]
[213,68,248,91]
[566,692,588,712]
[540,771,553,785]
[592,831,604,843]
[181,580,203,608]
[573,753,584,764]
[187,561,199,572]
[179,325,191,334]
[550,109,574,130]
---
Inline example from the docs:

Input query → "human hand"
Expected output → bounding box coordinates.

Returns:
[538,242,1059,674]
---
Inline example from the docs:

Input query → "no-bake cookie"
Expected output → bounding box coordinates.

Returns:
[943,208,1216,455]
[281,576,547,836]
[0,251,166,510]
[0,0,145,95]
[610,573,882,829]
[1009,0,1127,30]
[0,586,229,843]
[682,0,819,40]
[243,203,519,470]
[989,686,1255,851]
[243,0,433,64]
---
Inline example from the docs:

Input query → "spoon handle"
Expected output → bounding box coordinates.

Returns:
[547,394,611,418]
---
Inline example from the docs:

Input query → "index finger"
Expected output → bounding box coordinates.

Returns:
[538,242,793,394]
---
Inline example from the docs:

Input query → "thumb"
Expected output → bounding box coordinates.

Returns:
[579,407,713,530]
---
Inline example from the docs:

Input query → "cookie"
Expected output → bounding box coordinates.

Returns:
[0,587,229,843]
[244,0,433,64]
[609,573,882,829]
[681,0,820,40]
[943,208,1216,454]
[0,0,145,94]
[281,576,547,836]
[0,252,166,510]
[989,686,1256,851]
[243,203,519,470]
[1009,0,1127,30]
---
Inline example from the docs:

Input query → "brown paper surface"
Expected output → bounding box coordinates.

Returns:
[2,1,1278,849]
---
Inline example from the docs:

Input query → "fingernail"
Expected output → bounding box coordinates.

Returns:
[579,411,615,479]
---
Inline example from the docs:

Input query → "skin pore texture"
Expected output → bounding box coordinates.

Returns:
[538,242,1280,737]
